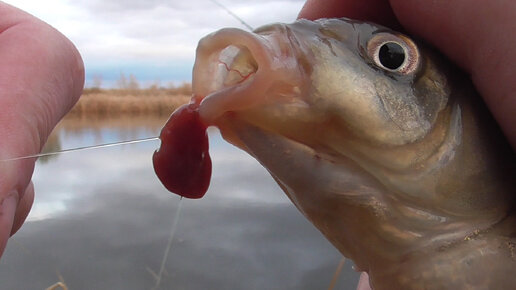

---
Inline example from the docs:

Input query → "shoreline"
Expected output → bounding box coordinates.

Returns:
[67,88,191,118]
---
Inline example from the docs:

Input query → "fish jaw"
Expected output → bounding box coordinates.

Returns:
[225,120,401,270]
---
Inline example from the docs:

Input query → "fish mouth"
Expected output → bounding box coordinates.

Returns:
[192,24,311,127]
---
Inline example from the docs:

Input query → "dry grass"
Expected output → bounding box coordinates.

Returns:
[68,86,192,118]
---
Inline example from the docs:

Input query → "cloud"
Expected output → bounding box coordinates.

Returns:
[75,0,207,12]
[4,0,306,85]
[75,0,305,13]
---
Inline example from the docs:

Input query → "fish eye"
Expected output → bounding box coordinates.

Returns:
[378,42,405,69]
[367,32,420,75]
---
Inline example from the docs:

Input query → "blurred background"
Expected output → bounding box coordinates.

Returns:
[0,1,360,289]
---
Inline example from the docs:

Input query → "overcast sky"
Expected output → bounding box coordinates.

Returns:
[4,0,306,87]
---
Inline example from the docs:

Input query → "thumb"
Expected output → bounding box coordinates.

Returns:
[0,3,84,256]
[389,0,516,149]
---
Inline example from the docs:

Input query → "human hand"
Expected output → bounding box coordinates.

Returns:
[0,3,84,257]
[299,0,516,289]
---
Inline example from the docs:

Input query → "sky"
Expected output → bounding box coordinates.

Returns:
[4,0,306,88]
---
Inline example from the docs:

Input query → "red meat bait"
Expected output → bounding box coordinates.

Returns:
[153,102,212,199]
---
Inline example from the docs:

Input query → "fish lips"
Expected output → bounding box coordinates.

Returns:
[192,23,310,126]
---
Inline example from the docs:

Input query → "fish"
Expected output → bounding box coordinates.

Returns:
[185,17,516,289]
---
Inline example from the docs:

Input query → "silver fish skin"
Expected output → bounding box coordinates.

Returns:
[192,18,516,289]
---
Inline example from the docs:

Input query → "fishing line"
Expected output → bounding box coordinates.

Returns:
[149,2,249,287]
[0,136,160,162]
[208,0,254,31]
[153,197,184,289]
[3,0,251,164]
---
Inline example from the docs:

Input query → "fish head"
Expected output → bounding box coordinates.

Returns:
[192,18,516,285]
[194,18,449,147]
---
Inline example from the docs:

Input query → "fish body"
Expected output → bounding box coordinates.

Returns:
[191,18,516,289]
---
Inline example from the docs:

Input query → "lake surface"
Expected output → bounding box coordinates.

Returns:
[0,117,359,289]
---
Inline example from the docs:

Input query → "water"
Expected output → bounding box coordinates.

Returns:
[0,117,359,289]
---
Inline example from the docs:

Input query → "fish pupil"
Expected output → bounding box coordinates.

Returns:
[379,42,405,70]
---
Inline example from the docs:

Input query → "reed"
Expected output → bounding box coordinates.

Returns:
[67,86,192,118]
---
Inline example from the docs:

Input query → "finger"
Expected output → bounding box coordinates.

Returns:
[0,3,84,149]
[0,2,84,243]
[298,0,399,28]
[10,182,34,236]
[389,0,516,149]
[0,193,18,257]
[356,272,372,290]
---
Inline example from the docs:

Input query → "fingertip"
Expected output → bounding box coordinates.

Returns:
[356,272,372,290]
[10,182,34,236]
[298,0,346,20]
[0,193,18,257]
[388,0,505,71]
[298,0,399,28]
[389,0,516,149]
